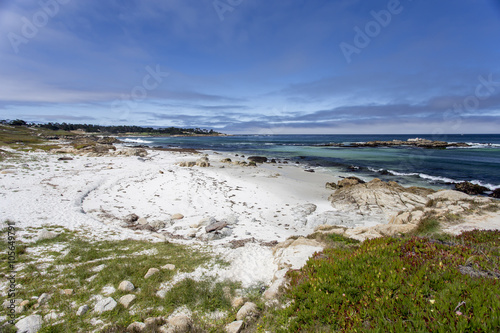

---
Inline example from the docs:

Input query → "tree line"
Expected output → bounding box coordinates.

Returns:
[1,119,220,135]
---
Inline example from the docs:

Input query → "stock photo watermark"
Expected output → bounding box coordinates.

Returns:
[213,0,244,21]
[111,65,169,119]
[7,0,71,54]
[5,221,18,325]
[340,0,414,64]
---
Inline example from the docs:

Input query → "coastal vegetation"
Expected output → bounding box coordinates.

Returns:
[254,230,500,332]
[1,119,221,136]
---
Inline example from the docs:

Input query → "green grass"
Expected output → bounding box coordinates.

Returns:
[256,231,500,332]
[0,226,243,332]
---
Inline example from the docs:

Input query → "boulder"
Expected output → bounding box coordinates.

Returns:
[127,322,146,332]
[428,190,471,202]
[220,158,232,163]
[205,221,228,233]
[149,220,166,229]
[124,213,139,224]
[37,293,50,305]
[137,217,148,225]
[171,213,184,220]
[37,229,58,241]
[119,294,136,308]
[144,268,160,279]
[76,304,89,316]
[162,264,176,270]
[167,315,192,332]
[94,297,117,314]
[455,181,489,195]
[236,302,259,321]
[247,156,268,163]
[118,280,135,292]
[196,157,210,167]
[15,314,42,333]
[491,188,500,199]
[178,161,196,167]
[225,320,244,333]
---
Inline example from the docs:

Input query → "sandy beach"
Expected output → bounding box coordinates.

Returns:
[0,146,349,289]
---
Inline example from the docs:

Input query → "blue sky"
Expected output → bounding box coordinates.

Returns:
[1,0,499,134]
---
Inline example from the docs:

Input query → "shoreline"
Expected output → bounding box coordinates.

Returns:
[1,141,500,331]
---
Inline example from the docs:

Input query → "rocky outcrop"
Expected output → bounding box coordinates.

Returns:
[329,178,433,223]
[455,181,489,195]
[247,156,268,163]
[337,176,365,188]
[491,188,500,199]
[319,138,470,149]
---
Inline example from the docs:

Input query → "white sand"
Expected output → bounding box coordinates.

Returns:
[0,147,349,288]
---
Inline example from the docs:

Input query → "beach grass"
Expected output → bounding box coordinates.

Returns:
[255,230,500,332]
[0,226,245,332]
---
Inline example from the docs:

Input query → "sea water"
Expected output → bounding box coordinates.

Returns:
[121,134,500,191]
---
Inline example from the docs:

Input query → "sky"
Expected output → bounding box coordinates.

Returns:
[1,0,500,134]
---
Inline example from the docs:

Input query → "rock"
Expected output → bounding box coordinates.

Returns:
[76,304,89,316]
[329,179,432,224]
[205,221,228,233]
[304,169,315,173]
[236,302,259,321]
[62,289,73,295]
[337,176,365,188]
[171,213,184,220]
[247,156,268,163]
[225,320,244,333]
[455,181,489,195]
[37,293,50,305]
[491,188,500,198]
[127,322,146,332]
[118,280,135,292]
[44,310,63,321]
[119,294,136,308]
[291,203,317,225]
[149,220,166,229]
[231,297,245,308]
[20,300,29,307]
[178,161,196,167]
[37,229,58,241]
[193,216,216,228]
[428,190,471,202]
[222,215,239,225]
[15,314,42,333]
[220,227,233,237]
[221,158,232,163]
[137,217,148,225]
[94,297,117,314]
[167,315,192,332]
[102,285,116,295]
[162,264,176,270]
[144,268,160,279]
[196,157,210,167]
[3,299,22,308]
[125,214,139,224]
[325,182,338,190]
[58,157,73,161]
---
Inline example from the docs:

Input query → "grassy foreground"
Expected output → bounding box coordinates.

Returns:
[256,231,500,332]
[0,226,246,332]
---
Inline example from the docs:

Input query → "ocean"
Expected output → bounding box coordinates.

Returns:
[120,134,500,191]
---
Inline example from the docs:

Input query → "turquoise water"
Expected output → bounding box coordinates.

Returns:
[121,134,500,191]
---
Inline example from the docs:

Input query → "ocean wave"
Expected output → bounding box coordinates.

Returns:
[383,170,499,190]
[447,143,500,149]
[122,138,153,144]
